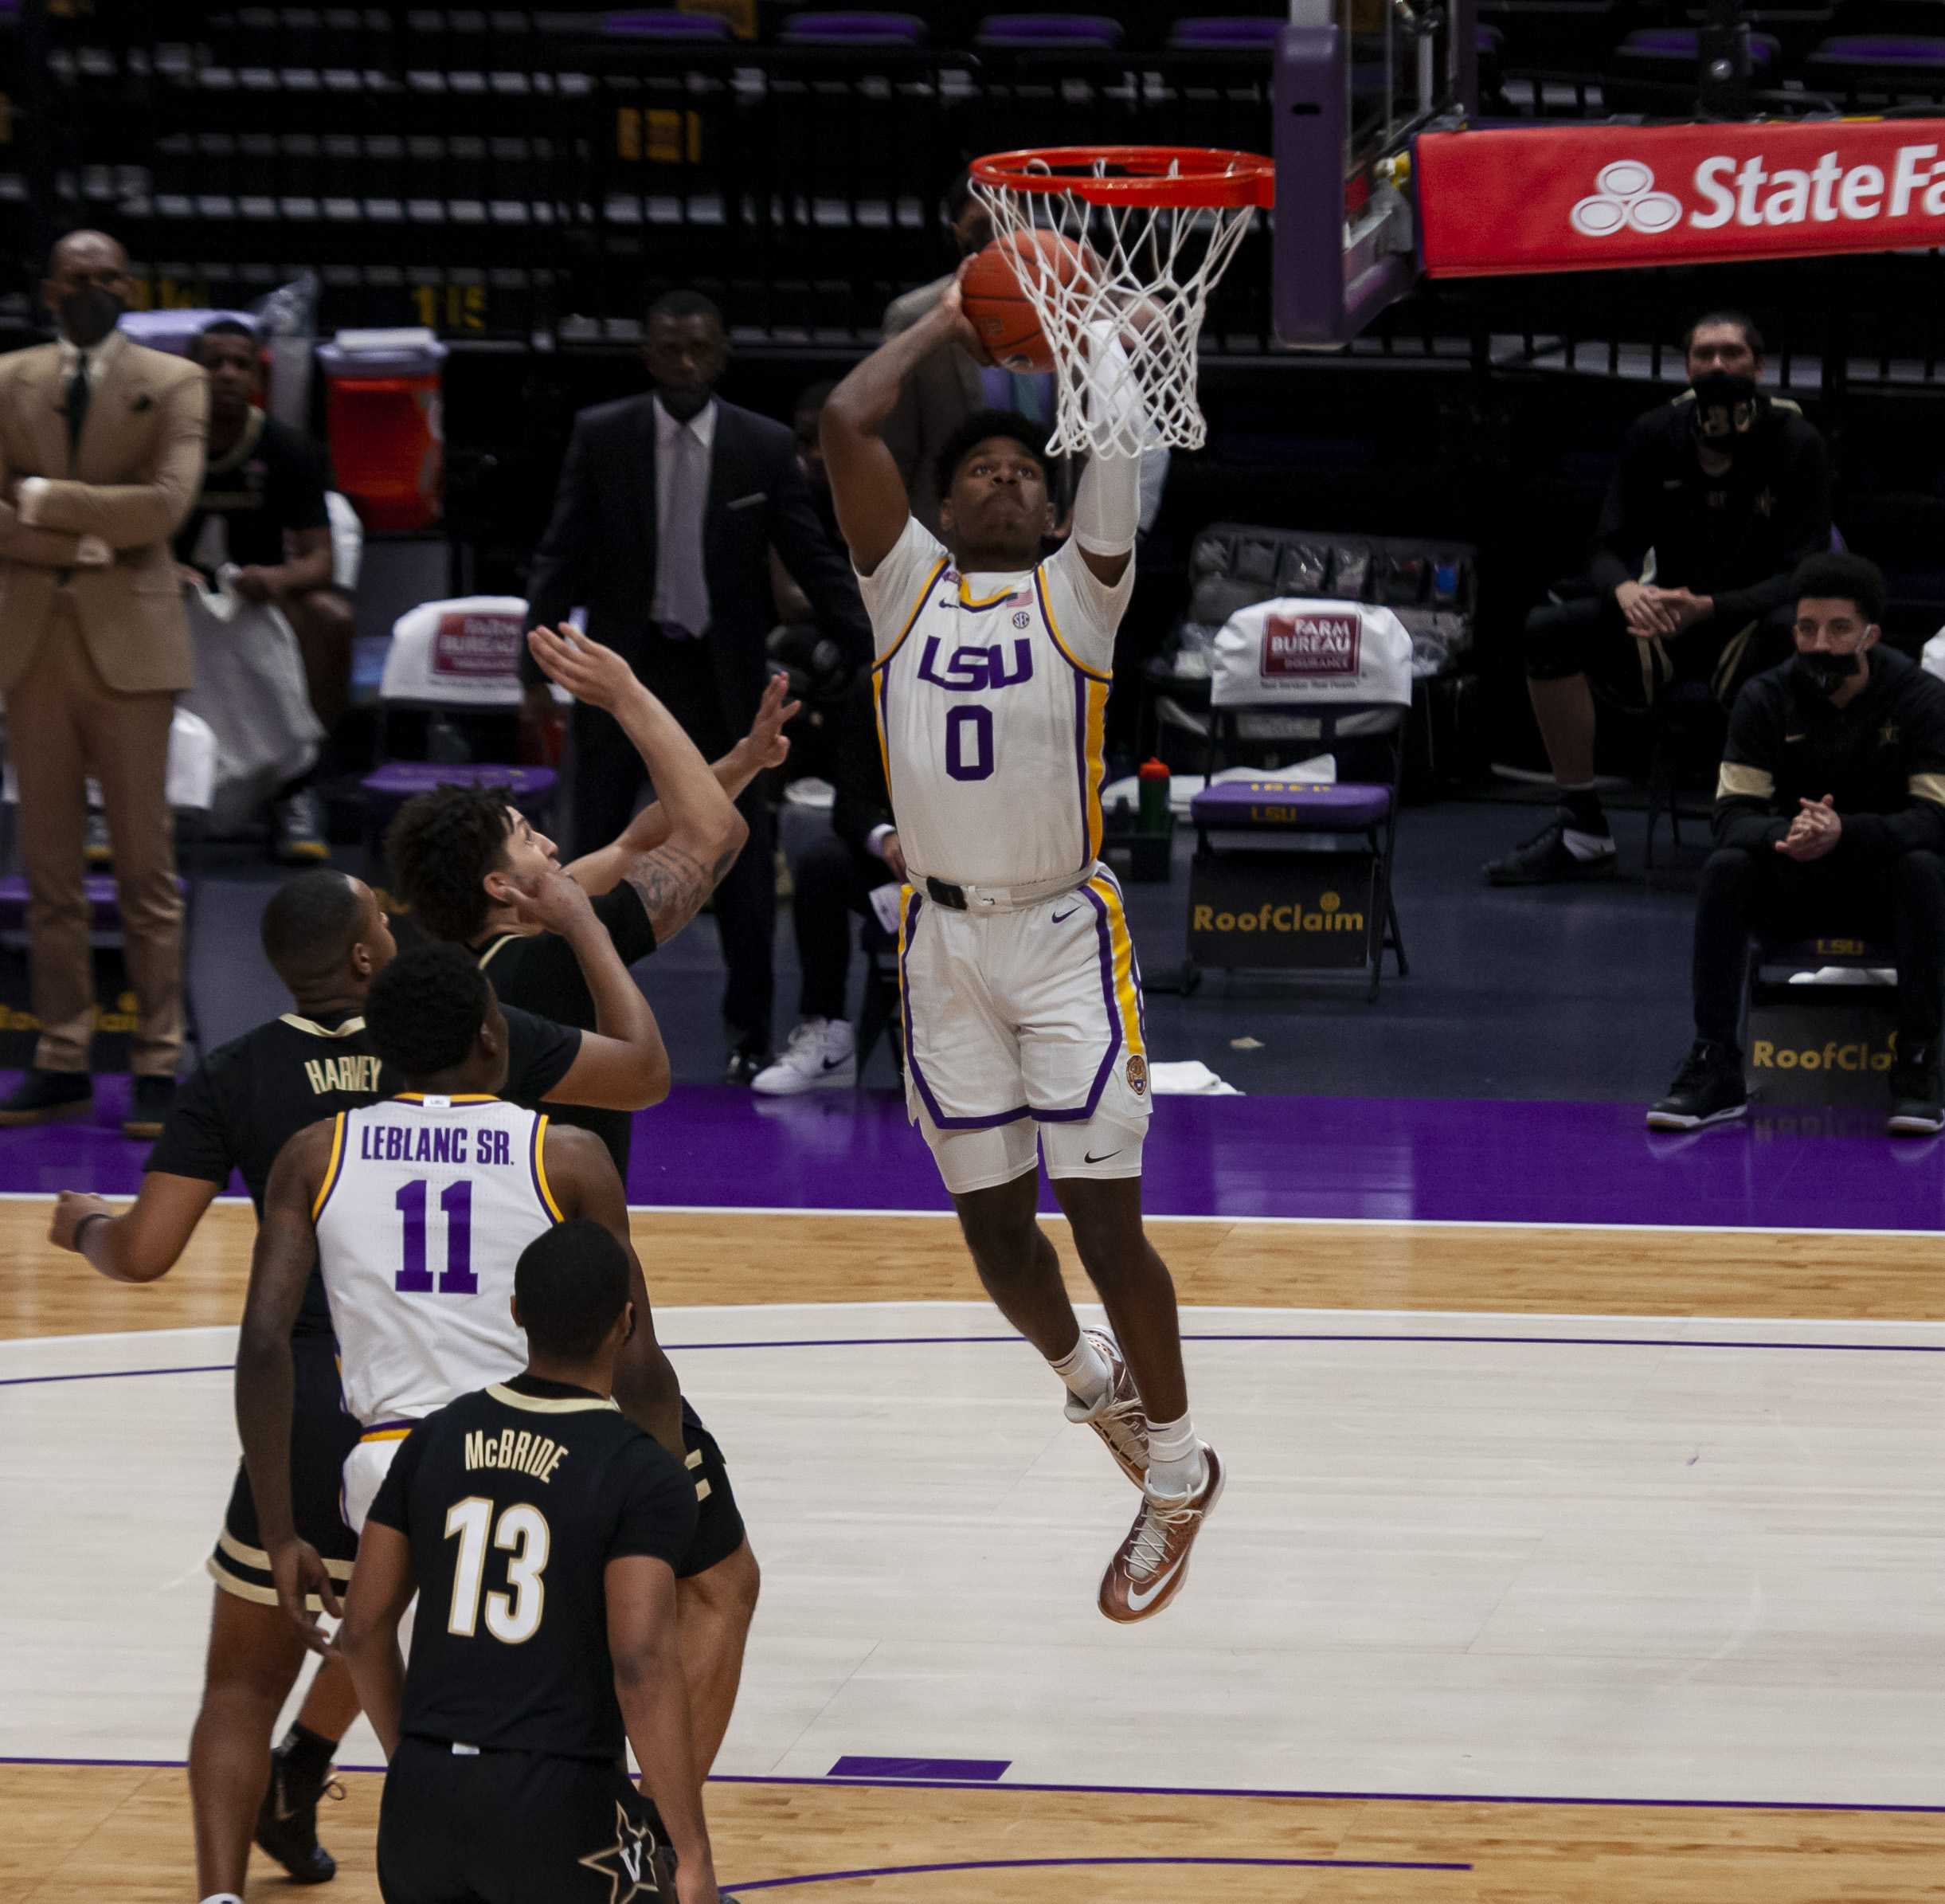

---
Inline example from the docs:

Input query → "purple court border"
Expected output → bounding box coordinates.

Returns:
[2,1756,1939,1815]
[719,1855,1471,1889]
[13,1084,1945,1233]
[7,1328,1943,1390]
[828,1754,1008,1781]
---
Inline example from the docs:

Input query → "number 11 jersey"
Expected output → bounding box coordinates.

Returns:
[315,1093,563,1430]
[861,516,1134,889]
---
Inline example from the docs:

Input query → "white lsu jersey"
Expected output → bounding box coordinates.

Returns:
[314,1093,563,1431]
[860,515,1134,888]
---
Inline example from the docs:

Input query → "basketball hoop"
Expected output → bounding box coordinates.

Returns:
[969,144,1274,457]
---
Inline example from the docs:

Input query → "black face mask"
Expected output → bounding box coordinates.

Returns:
[1795,649,1862,698]
[58,285,124,350]
[1691,370,1762,450]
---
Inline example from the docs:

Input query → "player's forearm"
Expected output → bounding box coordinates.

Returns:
[235,1330,299,1545]
[608,684,746,865]
[608,746,759,868]
[341,1630,405,1757]
[826,301,961,440]
[616,1651,714,1875]
[564,918,671,1096]
[80,1212,170,1283]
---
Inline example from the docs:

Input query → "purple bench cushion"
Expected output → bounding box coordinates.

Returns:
[362,762,558,801]
[781,10,927,41]
[1189,779,1394,829]
[602,10,735,37]
[1169,17,1282,47]
[976,14,1124,49]
[1809,35,1945,65]
[0,875,190,932]
[1619,26,1780,64]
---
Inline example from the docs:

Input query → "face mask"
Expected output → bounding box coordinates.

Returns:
[1796,649,1860,697]
[58,285,124,349]
[1691,370,1761,448]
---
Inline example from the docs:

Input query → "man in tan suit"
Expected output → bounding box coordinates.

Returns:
[0,230,207,1138]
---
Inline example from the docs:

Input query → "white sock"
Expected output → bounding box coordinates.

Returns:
[1145,1410,1205,1498]
[203,1894,246,1903]
[1050,1330,1110,1408]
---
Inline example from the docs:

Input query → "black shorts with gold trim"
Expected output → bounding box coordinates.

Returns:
[209,1330,361,1611]
[678,1400,745,1580]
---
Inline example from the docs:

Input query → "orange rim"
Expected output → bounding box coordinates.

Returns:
[971,143,1276,210]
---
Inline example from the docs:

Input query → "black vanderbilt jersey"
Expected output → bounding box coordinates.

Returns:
[146,1009,581,1334]
[366,1376,698,1761]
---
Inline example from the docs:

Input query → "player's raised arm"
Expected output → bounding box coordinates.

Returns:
[823,271,984,574]
[507,868,672,1110]
[1063,324,1149,590]
[335,1516,416,1758]
[235,1118,343,1646]
[608,1556,718,1904]
[543,1122,685,1458]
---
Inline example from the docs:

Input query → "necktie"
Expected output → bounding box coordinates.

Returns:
[654,421,711,639]
[65,354,91,456]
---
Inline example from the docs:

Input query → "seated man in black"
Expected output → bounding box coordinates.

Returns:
[1485,311,1831,886]
[1650,553,1945,1136]
[753,672,901,1095]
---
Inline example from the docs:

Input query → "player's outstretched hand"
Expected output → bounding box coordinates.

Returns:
[270,1537,342,1652]
[50,1189,112,1253]
[507,864,599,938]
[945,260,994,366]
[733,672,800,775]
[528,624,640,712]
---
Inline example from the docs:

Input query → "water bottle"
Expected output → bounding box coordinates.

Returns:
[1137,758,1171,833]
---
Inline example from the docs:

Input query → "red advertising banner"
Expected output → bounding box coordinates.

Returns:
[1416,119,1945,277]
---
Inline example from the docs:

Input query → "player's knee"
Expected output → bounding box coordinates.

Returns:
[1522,601,1583,681]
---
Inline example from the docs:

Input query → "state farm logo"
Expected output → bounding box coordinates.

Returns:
[1567,141,1945,241]
[1572,160,1682,237]
[1262,612,1359,680]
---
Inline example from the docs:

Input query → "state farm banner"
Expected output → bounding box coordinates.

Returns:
[1416,120,1945,277]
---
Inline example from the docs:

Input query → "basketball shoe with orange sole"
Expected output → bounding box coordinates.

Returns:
[1098,1445,1224,1624]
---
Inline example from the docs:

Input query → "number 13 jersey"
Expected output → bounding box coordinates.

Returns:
[315,1094,563,1429]
[860,516,1134,889]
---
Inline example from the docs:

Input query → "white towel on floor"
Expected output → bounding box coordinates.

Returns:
[1149,1060,1242,1096]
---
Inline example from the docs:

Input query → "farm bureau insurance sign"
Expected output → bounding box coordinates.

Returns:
[1417,120,1945,276]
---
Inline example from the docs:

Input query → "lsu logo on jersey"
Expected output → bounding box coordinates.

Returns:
[915,634,1035,693]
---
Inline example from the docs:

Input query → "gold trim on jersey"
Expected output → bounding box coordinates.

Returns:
[956,575,1023,610]
[358,1425,414,1444]
[217,1528,353,1581]
[393,1092,499,1105]
[1037,566,1113,685]
[532,1115,565,1221]
[476,935,517,971]
[874,554,949,670]
[484,1382,620,1416]
[1911,772,1945,808]
[1086,875,1145,1057]
[311,1113,347,1221]
[280,1013,368,1039]
[1716,762,1775,800]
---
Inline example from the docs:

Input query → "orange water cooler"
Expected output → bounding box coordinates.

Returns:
[317,330,449,531]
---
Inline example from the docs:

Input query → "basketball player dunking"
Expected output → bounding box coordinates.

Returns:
[822,272,1222,1620]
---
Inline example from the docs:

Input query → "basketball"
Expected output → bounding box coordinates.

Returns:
[961,230,1094,373]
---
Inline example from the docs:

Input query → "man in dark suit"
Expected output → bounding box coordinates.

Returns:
[753,674,902,1095]
[522,289,871,1081]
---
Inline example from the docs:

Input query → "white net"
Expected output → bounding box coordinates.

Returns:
[969,148,1270,459]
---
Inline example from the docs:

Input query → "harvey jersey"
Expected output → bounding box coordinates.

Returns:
[315,1095,562,1428]
[861,515,1133,888]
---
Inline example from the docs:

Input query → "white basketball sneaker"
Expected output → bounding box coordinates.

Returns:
[751,1018,856,1095]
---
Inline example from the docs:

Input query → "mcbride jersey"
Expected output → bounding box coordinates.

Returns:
[860,516,1133,888]
[315,1094,562,1428]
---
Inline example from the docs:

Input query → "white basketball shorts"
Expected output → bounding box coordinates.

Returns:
[899,866,1152,1197]
[340,1427,410,1534]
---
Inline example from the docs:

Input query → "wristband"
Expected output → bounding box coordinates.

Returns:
[74,1211,111,1251]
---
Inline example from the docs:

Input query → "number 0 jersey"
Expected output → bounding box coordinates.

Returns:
[860,515,1134,889]
[366,1376,698,1760]
[315,1094,562,1428]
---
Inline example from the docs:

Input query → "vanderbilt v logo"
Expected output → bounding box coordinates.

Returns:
[578,1802,662,1902]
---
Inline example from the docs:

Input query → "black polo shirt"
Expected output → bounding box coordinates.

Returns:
[174,410,332,580]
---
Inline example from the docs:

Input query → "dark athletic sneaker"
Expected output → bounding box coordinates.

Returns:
[1887,1042,1943,1137]
[253,1733,342,1884]
[1482,813,1618,887]
[1647,1040,1748,1130]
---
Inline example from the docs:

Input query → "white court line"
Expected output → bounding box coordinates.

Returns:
[2,1187,1940,1240]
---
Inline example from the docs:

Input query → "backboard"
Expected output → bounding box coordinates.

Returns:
[1274,0,1476,347]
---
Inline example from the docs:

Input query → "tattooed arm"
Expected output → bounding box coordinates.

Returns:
[528,625,749,947]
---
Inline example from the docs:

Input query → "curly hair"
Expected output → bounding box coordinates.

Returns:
[363,942,491,1078]
[933,408,1050,507]
[385,785,515,943]
[516,1220,631,1361]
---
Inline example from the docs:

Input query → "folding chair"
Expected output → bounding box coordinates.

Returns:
[359,595,559,878]
[1183,598,1413,1001]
